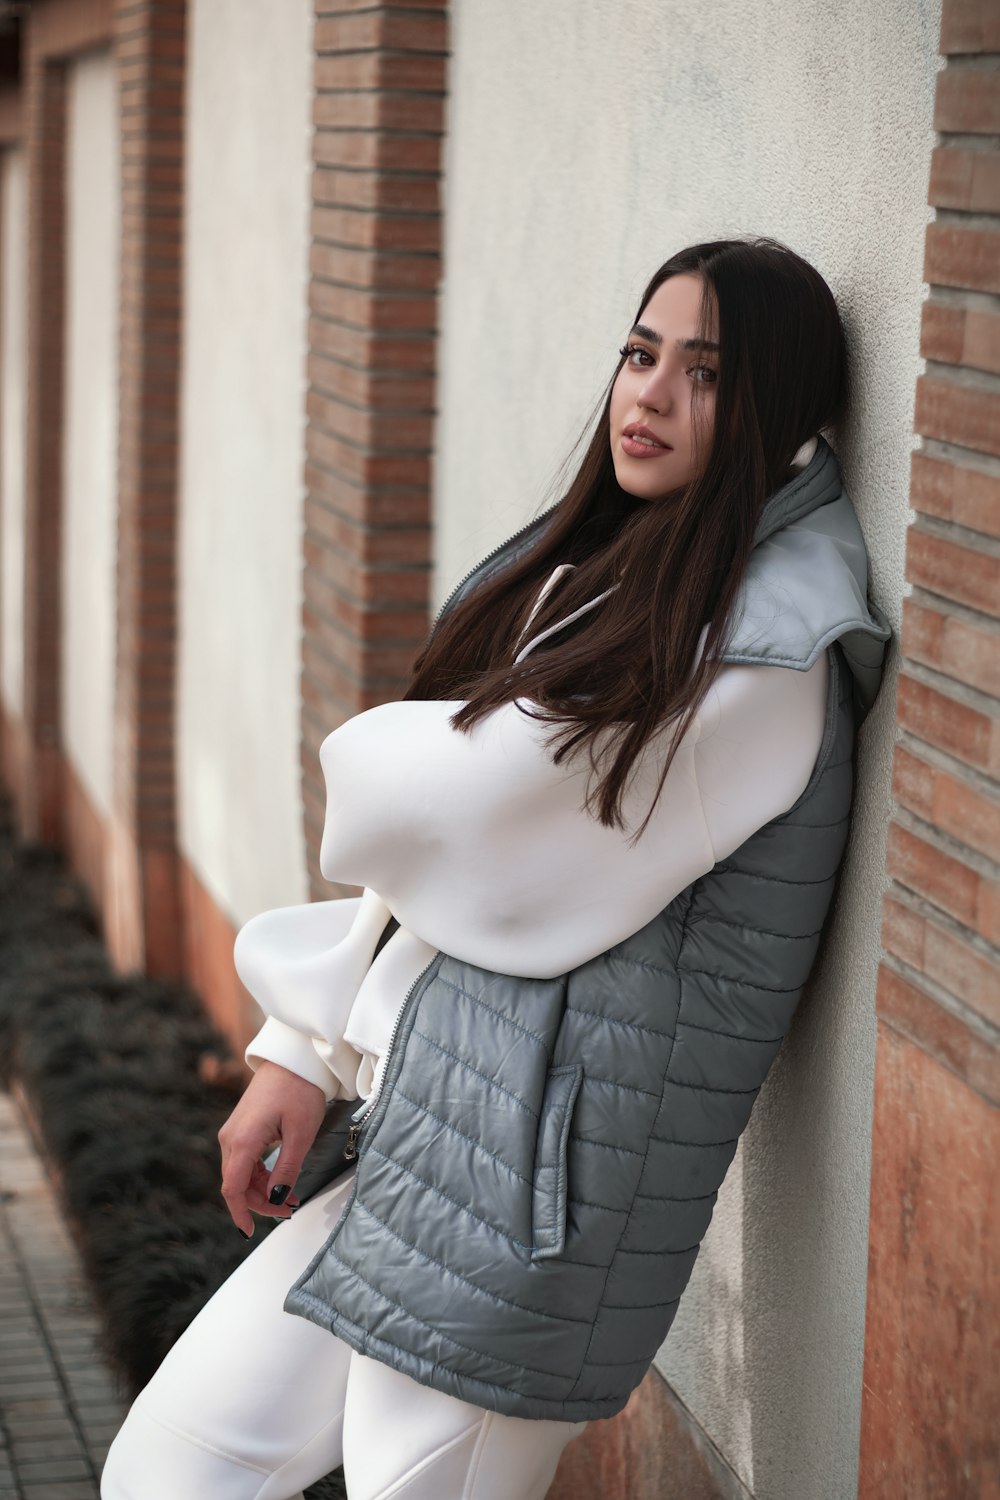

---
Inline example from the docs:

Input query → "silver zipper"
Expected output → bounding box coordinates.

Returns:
[341,955,437,1161]
[429,502,560,637]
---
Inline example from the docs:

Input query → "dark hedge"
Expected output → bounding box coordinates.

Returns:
[0,803,345,1500]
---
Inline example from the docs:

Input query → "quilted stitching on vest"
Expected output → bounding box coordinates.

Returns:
[286,647,857,1422]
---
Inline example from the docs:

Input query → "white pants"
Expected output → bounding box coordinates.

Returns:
[101,1169,587,1500]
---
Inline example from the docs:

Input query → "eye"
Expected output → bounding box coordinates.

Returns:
[690,365,718,385]
[619,343,655,368]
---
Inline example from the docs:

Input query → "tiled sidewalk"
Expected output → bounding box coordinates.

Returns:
[0,1091,124,1499]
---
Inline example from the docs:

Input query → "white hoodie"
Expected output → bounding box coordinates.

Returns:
[237,442,826,1109]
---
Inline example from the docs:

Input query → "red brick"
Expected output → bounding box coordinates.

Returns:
[924,918,1000,1027]
[303,506,430,571]
[116,29,186,62]
[914,373,1000,458]
[934,770,1000,863]
[920,300,1000,378]
[929,145,1000,213]
[897,672,998,774]
[302,614,419,684]
[882,894,927,969]
[919,301,965,365]
[307,352,436,411]
[940,0,1000,53]
[313,165,440,215]
[306,388,434,450]
[859,1011,1000,1498]
[310,241,441,293]
[307,423,431,487]
[305,463,429,527]
[886,822,981,930]
[924,604,1000,703]
[874,966,1000,1105]
[307,553,430,610]
[905,524,1000,617]
[314,50,446,92]
[312,203,441,254]
[892,744,936,820]
[303,570,428,644]
[314,128,443,175]
[309,279,437,334]
[979,880,1000,947]
[316,0,445,14]
[313,10,447,52]
[309,314,436,372]
[314,90,445,133]
[924,223,1000,297]
[910,450,1000,540]
[303,609,364,680]
[935,65,1000,134]
[117,57,185,88]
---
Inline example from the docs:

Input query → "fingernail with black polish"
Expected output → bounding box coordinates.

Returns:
[237,1227,252,1241]
[268,1184,291,1206]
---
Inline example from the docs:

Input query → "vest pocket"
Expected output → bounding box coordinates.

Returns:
[531,1064,583,1262]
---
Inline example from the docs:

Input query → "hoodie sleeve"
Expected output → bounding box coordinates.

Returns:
[316,654,829,981]
[236,887,395,1100]
[238,654,829,1090]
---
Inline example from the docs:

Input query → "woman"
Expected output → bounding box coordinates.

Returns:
[102,238,891,1500]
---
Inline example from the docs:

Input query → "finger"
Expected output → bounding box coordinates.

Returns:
[244,1160,295,1220]
[220,1145,259,1236]
[265,1128,315,1206]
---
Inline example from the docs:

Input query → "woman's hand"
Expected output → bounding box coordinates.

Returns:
[218,1060,328,1237]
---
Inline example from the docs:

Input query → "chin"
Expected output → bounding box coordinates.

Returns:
[614,466,688,503]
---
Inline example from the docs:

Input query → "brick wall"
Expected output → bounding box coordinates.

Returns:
[12,0,185,976]
[302,0,447,898]
[20,14,72,842]
[858,0,1000,1491]
[105,0,186,977]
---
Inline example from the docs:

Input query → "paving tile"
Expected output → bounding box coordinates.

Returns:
[9,1438,88,1462]
[0,1092,124,1500]
[17,1458,94,1481]
[20,1485,98,1498]
[2,1422,80,1446]
[3,1397,71,1419]
[81,1422,123,1443]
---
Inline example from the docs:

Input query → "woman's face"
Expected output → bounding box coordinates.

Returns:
[609,273,719,501]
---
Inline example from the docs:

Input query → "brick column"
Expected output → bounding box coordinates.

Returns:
[21,1,118,842]
[858,1,1000,1492]
[20,27,69,841]
[104,0,186,976]
[302,1,447,897]
[0,63,24,797]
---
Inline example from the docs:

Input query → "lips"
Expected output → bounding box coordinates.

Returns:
[621,423,673,458]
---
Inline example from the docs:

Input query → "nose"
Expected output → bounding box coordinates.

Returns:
[637,366,673,415]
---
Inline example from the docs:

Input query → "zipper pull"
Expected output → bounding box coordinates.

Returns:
[343,1122,362,1162]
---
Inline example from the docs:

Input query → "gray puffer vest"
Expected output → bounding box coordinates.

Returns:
[286,438,891,1422]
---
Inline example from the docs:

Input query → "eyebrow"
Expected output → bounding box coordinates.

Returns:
[630,323,720,355]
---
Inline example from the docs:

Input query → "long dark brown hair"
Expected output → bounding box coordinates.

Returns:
[405,237,848,839]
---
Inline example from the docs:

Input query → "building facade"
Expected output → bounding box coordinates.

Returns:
[0,1,996,1495]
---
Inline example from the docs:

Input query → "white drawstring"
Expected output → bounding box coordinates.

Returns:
[513,568,619,666]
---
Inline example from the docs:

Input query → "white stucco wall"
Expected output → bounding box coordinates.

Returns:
[178,0,313,923]
[0,147,26,716]
[60,50,121,819]
[437,4,941,1497]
